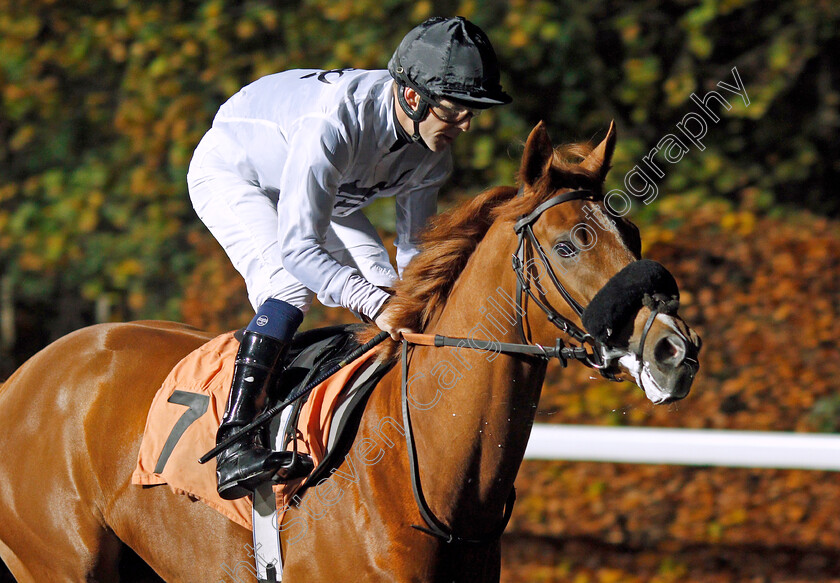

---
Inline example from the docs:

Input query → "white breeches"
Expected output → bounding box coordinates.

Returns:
[187,132,398,313]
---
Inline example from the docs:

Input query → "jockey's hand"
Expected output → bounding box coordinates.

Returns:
[374,304,414,341]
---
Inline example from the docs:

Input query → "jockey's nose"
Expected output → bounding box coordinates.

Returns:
[457,117,472,132]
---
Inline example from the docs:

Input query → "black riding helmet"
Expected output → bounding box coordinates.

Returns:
[389,16,511,141]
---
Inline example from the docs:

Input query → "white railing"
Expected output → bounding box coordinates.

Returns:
[524,424,840,471]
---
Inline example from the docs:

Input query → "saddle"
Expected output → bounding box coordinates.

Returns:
[132,323,394,529]
[256,324,398,486]
[262,325,380,457]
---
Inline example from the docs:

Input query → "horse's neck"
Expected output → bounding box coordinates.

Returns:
[406,220,547,534]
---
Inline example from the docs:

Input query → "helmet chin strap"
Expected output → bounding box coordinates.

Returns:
[397,84,430,148]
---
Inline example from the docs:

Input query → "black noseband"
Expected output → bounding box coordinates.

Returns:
[582,259,679,343]
[512,190,682,380]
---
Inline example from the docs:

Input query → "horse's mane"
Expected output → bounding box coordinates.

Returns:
[360,141,602,354]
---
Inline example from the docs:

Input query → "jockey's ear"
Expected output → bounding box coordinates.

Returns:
[519,121,553,190]
[403,86,422,111]
[580,120,616,182]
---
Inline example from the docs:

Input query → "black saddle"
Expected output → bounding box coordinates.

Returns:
[235,323,394,487]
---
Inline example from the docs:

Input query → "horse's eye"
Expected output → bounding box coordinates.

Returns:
[553,240,578,258]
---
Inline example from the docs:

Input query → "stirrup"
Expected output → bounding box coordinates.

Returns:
[218,449,314,499]
[215,438,290,500]
[272,452,315,483]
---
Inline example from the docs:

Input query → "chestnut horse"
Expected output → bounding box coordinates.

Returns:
[0,122,700,582]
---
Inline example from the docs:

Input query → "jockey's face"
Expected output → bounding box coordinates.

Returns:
[398,86,474,152]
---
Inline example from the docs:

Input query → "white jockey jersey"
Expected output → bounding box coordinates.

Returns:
[207,68,453,316]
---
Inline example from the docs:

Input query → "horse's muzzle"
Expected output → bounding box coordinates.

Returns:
[648,328,700,402]
[583,259,700,403]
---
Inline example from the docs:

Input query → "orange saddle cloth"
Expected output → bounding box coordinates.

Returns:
[131,331,379,530]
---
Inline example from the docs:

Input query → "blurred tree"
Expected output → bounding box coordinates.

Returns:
[0,0,837,355]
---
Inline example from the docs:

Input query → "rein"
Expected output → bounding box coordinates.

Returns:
[398,187,685,545]
[397,189,614,546]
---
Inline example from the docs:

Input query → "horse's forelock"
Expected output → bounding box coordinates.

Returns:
[496,143,604,223]
[547,143,604,195]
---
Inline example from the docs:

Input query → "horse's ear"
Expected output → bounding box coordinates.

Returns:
[580,120,617,181]
[520,121,553,190]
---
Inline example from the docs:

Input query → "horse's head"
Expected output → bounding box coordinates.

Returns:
[513,121,701,403]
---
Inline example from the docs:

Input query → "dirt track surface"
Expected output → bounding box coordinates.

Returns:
[501,533,840,583]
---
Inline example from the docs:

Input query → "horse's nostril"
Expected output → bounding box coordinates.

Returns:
[654,335,686,367]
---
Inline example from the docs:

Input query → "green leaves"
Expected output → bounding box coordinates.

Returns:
[0,0,837,324]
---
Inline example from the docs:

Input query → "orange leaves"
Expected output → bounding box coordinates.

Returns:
[638,194,840,426]
[514,194,840,581]
[180,231,251,333]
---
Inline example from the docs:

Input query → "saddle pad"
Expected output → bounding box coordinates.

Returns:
[131,331,379,530]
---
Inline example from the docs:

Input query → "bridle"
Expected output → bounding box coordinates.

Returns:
[511,188,622,378]
[510,187,683,377]
[400,187,685,545]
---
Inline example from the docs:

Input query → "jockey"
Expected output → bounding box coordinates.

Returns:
[187,16,511,500]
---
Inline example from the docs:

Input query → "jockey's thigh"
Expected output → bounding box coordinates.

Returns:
[325,210,398,288]
[187,133,396,313]
[187,134,315,312]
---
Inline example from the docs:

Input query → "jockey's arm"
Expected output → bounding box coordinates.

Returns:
[394,152,452,274]
[278,118,391,321]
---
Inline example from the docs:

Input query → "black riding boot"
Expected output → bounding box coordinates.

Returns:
[215,330,309,500]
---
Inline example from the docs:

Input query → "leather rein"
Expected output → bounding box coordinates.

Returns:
[398,188,641,546]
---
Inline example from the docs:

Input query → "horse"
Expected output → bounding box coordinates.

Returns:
[0,121,700,582]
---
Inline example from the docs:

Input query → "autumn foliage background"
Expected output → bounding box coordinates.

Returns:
[1,1,839,581]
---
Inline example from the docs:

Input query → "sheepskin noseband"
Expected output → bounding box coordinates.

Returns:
[581,259,680,343]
